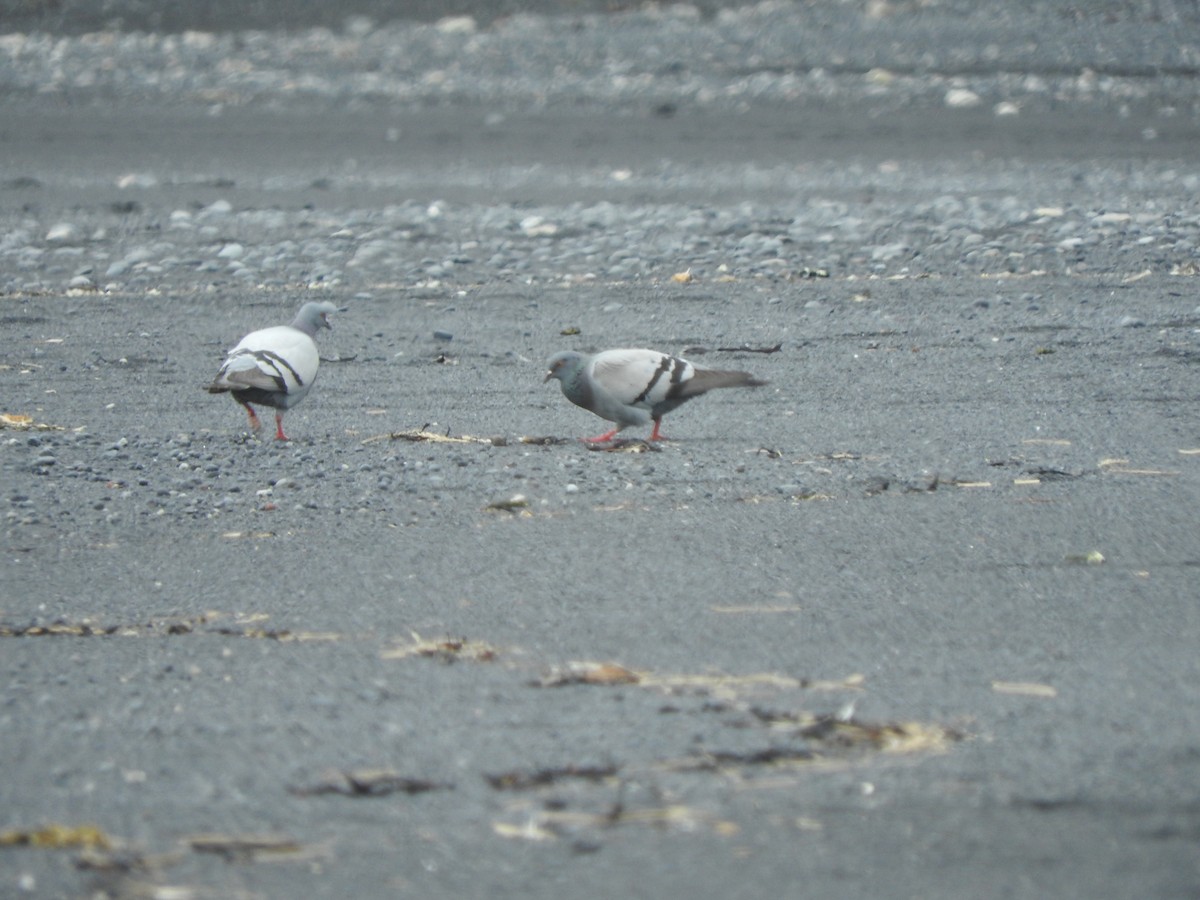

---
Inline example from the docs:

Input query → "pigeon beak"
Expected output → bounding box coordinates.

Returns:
[543,370,554,383]
[324,307,347,330]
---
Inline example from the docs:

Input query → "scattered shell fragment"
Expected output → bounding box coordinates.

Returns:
[991,681,1058,698]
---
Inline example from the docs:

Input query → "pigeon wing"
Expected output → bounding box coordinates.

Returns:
[590,349,692,408]
[211,325,319,395]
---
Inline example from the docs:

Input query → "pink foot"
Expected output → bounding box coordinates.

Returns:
[244,405,263,434]
[274,412,289,441]
[581,428,619,443]
[649,419,667,441]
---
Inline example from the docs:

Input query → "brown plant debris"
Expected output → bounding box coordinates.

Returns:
[0,613,340,642]
[381,634,500,663]
[667,716,961,771]
[639,671,865,694]
[494,804,738,842]
[1,412,65,431]
[534,663,867,699]
[0,823,113,850]
[519,435,572,445]
[1098,457,1179,476]
[74,847,182,874]
[290,768,453,797]
[683,342,783,355]
[715,342,783,354]
[362,428,492,445]
[536,661,642,687]
[1063,550,1105,566]
[186,834,305,862]
[486,494,531,512]
[486,763,619,791]
[585,438,659,453]
[709,604,803,614]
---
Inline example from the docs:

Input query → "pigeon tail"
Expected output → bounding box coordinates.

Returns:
[685,368,768,396]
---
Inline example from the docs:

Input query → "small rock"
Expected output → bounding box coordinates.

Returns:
[871,242,908,262]
[45,223,78,242]
[521,216,559,237]
[435,15,477,34]
[945,88,982,108]
[344,14,374,36]
[116,172,158,189]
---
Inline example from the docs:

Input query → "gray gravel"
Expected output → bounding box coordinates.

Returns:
[3,1,1200,111]
[3,102,1200,297]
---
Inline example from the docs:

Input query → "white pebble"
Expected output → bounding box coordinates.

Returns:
[435,15,477,34]
[116,172,158,189]
[45,222,77,242]
[945,88,982,108]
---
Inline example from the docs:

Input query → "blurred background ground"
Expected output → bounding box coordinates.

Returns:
[6,0,747,32]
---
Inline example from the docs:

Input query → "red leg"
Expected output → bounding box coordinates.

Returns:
[581,427,619,443]
[274,412,289,441]
[241,402,263,434]
[649,418,666,441]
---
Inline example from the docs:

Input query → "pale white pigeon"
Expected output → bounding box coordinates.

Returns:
[206,301,341,440]
[544,348,766,442]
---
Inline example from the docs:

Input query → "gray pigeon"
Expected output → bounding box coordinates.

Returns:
[544,347,767,442]
[206,301,341,440]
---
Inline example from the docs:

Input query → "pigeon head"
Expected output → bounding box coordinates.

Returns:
[292,301,344,336]
[544,350,583,384]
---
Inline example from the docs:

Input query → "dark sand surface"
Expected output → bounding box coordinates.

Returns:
[2,3,1200,898]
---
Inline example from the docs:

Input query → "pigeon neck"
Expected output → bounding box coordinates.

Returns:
[290,315,320,337]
